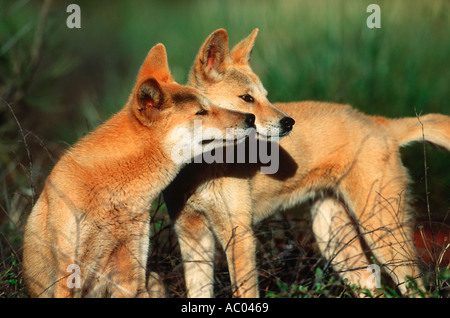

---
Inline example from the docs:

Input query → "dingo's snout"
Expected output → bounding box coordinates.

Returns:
[245,113,256,129]
[280,116,295,135]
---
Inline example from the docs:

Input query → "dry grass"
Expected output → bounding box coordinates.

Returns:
[0,0,449,298]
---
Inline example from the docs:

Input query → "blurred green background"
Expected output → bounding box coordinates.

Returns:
[0,0,449,297]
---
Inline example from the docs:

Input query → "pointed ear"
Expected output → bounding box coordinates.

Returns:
[137,44,174,84]
[133,77,167,126]
[189,29,229,84]
[230,28,259,65]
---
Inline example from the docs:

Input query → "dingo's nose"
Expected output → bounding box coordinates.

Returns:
[245,113,256,128]
[280,117,295,131]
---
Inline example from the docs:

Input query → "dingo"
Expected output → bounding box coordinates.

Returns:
[163,29,450,297]
[22,43,255,298]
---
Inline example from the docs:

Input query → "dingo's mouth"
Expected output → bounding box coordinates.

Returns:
[256,129,292,139]
[200,131,250,146]
[279,129,293,137]
[199,127,254,146]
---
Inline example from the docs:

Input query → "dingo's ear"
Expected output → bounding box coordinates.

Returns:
[137,44,174,84]
[230,28,259,65]
[133,77,167,126]
[191,29,229,83]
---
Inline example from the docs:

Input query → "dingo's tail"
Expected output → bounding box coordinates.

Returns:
[384,114,450,151]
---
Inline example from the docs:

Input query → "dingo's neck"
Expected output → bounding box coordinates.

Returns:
[62,107,180,210]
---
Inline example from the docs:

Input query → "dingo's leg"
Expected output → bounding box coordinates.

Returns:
[175,210,216,298]
[357,198,421,295]
[224,224,258,298]
[106,244,150,298]
[350,166,423,295]
[85,216,153,298]
[212,212,258,298]
[311,198,375,292]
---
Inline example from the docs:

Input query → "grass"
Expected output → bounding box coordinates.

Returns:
[0,0,449,298]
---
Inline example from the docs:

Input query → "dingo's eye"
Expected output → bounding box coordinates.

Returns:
[239,94,254,103]
[196,108,208,116]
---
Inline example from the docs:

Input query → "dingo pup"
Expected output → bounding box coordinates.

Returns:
[163,29,450,297]
[22,43,255,298]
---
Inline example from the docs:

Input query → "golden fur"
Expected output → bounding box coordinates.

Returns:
[22,43,254,297]
[163,29,450,297]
